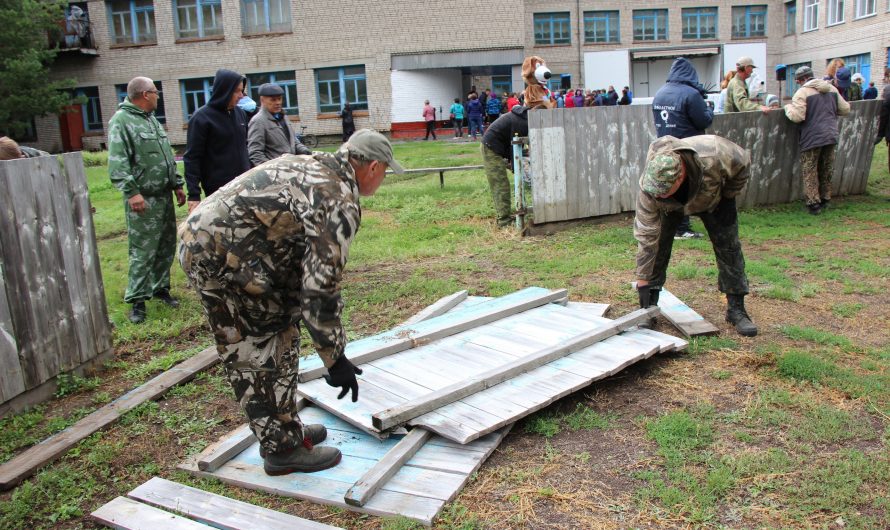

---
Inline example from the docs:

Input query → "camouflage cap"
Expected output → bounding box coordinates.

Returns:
[641,153,682,196]
[346,129,404,174]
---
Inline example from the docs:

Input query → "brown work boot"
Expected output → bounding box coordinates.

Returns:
[263,444,341,475]
[260,424,327,458]
[726,294,758,337]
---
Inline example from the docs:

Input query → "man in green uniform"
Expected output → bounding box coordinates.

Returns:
[179,129,404,475]
[724,57,771,114]
[108,77,186,324]
[634,135,758,337]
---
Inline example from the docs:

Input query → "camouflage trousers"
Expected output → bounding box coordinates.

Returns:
[481,144,513,226]
[178,240,305,455]
[124,194,176,304]
[800,144,836,206]
[650,198,750,295]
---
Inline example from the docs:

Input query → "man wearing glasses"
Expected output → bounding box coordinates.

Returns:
[184,68,251,214]
[108,77,186,324]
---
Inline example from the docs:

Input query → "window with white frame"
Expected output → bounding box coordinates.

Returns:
[246,71,299,115]
[107,0,156,45]
[804,0,819,30]
[855,0,876,17]
[174,0,223,39]
[827,0,845,24]
[116,81,167,123]
[241,0,290,34]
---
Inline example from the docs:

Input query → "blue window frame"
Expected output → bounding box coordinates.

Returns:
[584,11,619,43]
[174,0,223,39]
[116,81,166,124]
[839,53,871,82]
[682,7,718,40]
[633,9,668,41]
[491,76,512,97]
[246,71,299,115]
[74,87,103,132]
[786,1,797,34]
[533,12,571,45]
[315,66,367,114]
[547,74,571,92]
[240,0,290,34]
[732,5,768,38]
[180,77,213,121]
[785,62,812,97]
[106,0,156,45]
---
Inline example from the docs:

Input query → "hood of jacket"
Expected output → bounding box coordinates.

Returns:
[803,78,833,93]
[511,105,529,117]
[208,69,246,111]
[665,58,701,88]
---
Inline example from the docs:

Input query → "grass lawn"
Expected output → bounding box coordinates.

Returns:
[1,139,888,529]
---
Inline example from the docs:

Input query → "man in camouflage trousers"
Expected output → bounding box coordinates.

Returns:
[108,77,186,324]
[634,135,758,337]
[179,129,404,475]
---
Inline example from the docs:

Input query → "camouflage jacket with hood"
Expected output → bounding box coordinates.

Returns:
[634,135,750,281]
[179,147,361,368]
[108,99,181,199]
[784,78,850,151]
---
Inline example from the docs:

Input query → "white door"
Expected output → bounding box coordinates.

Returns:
[632,61,651,98]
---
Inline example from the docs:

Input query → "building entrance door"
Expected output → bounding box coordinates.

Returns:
[632,61,650,98]
[59,105,84,151]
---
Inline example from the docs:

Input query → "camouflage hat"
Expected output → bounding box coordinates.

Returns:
[641,153,682,196]
[346,129,405,174]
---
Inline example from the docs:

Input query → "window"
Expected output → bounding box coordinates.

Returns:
[75,87,103,132]
[855,0,876,17]
[633,10,668,41]
[174,0,222,39]
[786,62,812,97]
[682,7,718,40]
[107,0,156,45]
[180,77,213,120]
[533,12,571,45]
[116,82,166,124]
[241,0,290,34]
[584,11,619,43]
[804,0,820,30]
[786,1,797,34]
[827,0,845,24]
[732,5,768,37]
[315,66,367,114]
[246,71,299,115]
[839,53,871,81]
[548,74,571,92]
[491,76,512,97]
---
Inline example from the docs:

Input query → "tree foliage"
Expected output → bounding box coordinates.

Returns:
[0,0,75,138]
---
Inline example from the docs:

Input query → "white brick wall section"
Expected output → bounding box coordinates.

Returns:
[390,69,463,123]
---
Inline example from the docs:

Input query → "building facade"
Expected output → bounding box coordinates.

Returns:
[26,0,890,152]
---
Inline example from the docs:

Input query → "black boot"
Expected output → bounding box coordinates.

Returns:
[726,294,757,337]
[154,289,180,308]
[260,424,327,458]
[128,301,146,324]
[820,199,830,211]
[263,443,341,475]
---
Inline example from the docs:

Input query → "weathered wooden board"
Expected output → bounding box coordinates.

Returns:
[181,405,510,526]
[345,427,432,506]
[655,287,719,338]
[127,477,341,529]
[92,496,209,530]
[0,347,219,490]
[399,291,468,326]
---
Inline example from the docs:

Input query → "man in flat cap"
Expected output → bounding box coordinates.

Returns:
[180,129,404,475]
[725,57,771,114]
[248,82,311,166]
[633,135,758,337]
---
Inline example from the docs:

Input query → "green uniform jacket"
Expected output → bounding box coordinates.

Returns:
[724,76,760,113]
[108,99,182,199]
[634,135,750,281]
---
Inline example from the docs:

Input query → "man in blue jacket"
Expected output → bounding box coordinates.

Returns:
[184,69,252,213]
[652,57,714,239]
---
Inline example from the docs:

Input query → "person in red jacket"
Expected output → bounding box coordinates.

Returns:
[506,93,520,111]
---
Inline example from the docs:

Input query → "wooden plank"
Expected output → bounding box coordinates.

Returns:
[371,307,659,431]
[654,287,719,338]
[91,496,209,530]
[399,290,468,326]
[563,301,610,317]
[0,258,25,403]
[298,287,567,382]
[345,428,432,507]
[0,347,219,490]
[128,477,341,529]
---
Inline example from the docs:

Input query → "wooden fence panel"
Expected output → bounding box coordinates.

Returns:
[529,100,882,224]
[0,153,112,408]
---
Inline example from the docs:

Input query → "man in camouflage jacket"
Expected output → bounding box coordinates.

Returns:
[108,77,186,324]
[725,57,771,114]
[179,129,403,475]
[633,135,758,337]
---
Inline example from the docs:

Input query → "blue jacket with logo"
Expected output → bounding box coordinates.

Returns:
[652,58,713,139]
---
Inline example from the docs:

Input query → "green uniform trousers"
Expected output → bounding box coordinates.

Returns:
[481,144,513,226]
[124,194,176,303]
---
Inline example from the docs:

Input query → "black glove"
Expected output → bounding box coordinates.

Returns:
[637,285,661,309]
[324,356,362,402]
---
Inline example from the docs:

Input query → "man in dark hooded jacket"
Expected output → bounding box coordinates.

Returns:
[652,57,714,240]
[185,69,252,213]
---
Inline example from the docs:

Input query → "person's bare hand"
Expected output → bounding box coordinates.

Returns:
[760,106,772,114]
[128,193,146,214]
[187,200,200,213]
[174,188,186,207]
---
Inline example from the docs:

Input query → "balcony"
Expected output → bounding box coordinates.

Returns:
[54,4,98,56]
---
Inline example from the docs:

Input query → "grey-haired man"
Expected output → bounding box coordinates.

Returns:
[247,83,311,166]
[180,129,404,475]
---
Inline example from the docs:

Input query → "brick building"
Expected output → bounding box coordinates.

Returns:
[25,0,890,152]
